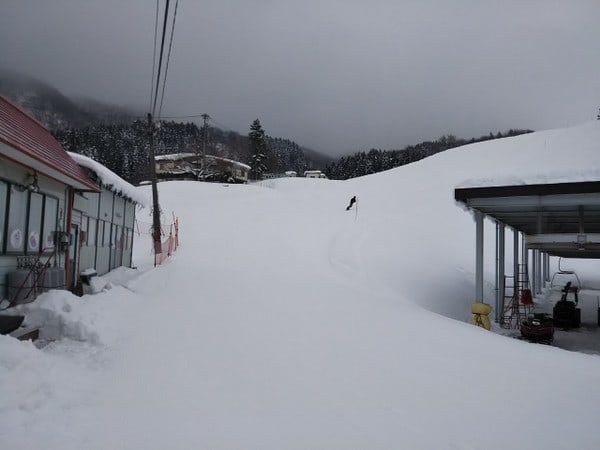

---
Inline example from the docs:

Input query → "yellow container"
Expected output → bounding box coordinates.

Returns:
[471,302,492,330]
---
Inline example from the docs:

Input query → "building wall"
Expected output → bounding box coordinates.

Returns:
[1,153,139,302]
[0,155,69,302]
[73,187,137,281]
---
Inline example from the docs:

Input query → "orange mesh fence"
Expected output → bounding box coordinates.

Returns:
[135,213,179,266]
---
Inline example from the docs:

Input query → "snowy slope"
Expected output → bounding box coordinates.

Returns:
[1,122,600,449]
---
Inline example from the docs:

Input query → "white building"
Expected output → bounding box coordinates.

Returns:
[304,170,327,179]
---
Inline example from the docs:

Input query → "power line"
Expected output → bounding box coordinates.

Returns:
[152,0,171,116]
[157,0,179,118]
[149,0,160,112]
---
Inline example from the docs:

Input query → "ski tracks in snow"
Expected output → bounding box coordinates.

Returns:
[328,218,368,285]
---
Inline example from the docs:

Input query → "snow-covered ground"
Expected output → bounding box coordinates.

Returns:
[2,121,600,449]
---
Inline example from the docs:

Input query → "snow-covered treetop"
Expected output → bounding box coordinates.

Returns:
[68,152,149,206]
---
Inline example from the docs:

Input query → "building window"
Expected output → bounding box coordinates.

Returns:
[88,218,97,247]
[0,181,7,252]
[104,221,111,247]
[6,185,28,253]
[27,192,43,253]
[97,220,104,247]
[0,182,60,255]
[124,228,131,250]
[114,226,122,249]
[42,196,58,251]
[80,216,88,245]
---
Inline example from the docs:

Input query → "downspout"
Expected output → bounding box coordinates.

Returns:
[65,187,74,290]
[94,189,101,271]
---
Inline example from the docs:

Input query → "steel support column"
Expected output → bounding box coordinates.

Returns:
[543,253,549,285]
[513,229,520,294]
[495,222,505,322]
[475,211,484,303]
[532,249,537,295]
[535,250,542,294]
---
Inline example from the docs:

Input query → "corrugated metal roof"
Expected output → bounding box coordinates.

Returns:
[0,96,99,191]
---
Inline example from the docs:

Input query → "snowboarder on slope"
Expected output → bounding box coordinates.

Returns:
[346,196,357,211]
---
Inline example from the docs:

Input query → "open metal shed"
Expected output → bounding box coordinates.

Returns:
[455,180,600,323]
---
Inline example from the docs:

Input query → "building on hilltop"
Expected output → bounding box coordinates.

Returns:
[304,170,327,179]
[155,153,250,184]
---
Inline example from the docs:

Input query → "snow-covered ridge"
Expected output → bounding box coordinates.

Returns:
[454,121,600,188]
[68,152,149,206]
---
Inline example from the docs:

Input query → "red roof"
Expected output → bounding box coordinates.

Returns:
[0,95,99,191]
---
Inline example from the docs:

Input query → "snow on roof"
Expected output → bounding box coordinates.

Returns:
[68,152,149,206]
[206,154,251,170]
[155,153,196,161]
[156,152,251,170]
[454,121,600,189]
[457,168,600,189]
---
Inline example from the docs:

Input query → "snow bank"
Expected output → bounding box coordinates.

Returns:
[12,268,144,345]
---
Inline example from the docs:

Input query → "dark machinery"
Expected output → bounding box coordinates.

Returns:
[0,315,25,335]
[552,281,580,330]
[521,313,554,343]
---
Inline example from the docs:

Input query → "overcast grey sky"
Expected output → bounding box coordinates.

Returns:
[2,0,599,156]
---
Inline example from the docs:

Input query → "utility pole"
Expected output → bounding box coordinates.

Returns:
[201,113,210,176]
[147,113,162,258]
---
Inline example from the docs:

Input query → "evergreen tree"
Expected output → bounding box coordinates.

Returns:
[248,119,268,180]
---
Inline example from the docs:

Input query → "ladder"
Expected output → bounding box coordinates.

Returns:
[501,264,532,329]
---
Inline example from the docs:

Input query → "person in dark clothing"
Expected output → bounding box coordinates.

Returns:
[346,195,357,211]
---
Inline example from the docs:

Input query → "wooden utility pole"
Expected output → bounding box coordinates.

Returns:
[147,113,162,257]
[201,113,210,175]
